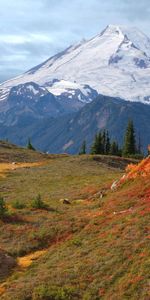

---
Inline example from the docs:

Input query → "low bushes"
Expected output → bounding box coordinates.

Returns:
[32,285,77,300]
[31,194,48,210]
[12,200,26,209]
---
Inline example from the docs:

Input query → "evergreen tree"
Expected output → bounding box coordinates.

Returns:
[110,141,119,156]
[105,131,111,155]
[102,130,106,154]
[123,120,136,157]
[137,133,142,155]
[90,129,122,157]
[91,132,103,154]
[79,140,86,155]
[27,138,35,151]
[91,133,99,154]
[97,132,103,154]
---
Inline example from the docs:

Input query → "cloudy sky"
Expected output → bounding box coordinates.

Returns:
[0,0,149,82]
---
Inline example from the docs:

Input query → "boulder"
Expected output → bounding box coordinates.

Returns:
[60,199,71,205]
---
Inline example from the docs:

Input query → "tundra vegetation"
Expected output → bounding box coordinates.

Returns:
[0,140,149,300]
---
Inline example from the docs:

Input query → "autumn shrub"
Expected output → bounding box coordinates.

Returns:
[12,200,26,209]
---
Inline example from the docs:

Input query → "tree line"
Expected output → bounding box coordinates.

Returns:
[79,120,144,158]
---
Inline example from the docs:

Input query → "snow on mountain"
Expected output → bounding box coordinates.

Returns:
[45,80,98,103]
[46,80,89,97]
[10,82,48,100]
[0,24,150,104]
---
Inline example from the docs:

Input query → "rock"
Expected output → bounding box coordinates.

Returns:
[100,192,104,199]
[111,180,118,191]
[113,207,133,215]
[60,199,71,205]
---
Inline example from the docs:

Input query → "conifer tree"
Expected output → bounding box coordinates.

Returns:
[91,132,104,154]
[97,132,103,154]
[27,138,35,151]
[90,133,99,154]
[123,120,136,156]
[79,140,86,155]
[137,133,142,155]
[102,130,106,154]
[91,129,122,157]
[110,141,119,156]
[105,131,111,155]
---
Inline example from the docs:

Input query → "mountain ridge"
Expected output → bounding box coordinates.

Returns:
[1,95,150,154]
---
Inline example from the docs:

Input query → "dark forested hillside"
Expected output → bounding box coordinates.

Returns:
[1,95,150,154]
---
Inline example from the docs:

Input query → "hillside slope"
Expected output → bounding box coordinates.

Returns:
[0,145,149,299]
[0,140,51,163]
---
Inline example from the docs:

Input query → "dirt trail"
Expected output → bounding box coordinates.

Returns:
[0,162,44,178]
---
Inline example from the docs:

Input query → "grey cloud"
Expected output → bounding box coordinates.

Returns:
[121,0,150,19]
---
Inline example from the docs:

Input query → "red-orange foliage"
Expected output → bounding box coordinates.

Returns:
[99,288,105,296]
[129,276,143,284]
[117,157,150,187]
[125,157,150,179]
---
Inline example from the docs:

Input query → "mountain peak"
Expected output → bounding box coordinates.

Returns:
[0,24,150,104]
[100,24,150,57]
[106,24,122,31]
[100,24,123,37]
[101,24,140,37]
[101,24,142,37]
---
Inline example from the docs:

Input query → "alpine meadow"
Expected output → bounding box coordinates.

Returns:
[0,1,150,299]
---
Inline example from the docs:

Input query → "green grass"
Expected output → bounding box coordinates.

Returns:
[0,155,121,257]
[0,156,121,205]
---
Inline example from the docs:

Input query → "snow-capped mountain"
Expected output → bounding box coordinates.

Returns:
[0,24,150,104]
[0,82,68,126]
[0,80,98,127]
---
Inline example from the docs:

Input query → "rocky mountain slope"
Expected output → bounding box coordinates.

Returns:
[1,95,150,154]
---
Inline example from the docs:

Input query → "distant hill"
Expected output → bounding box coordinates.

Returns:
[0,140,52,163]
[1,95,149,154]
